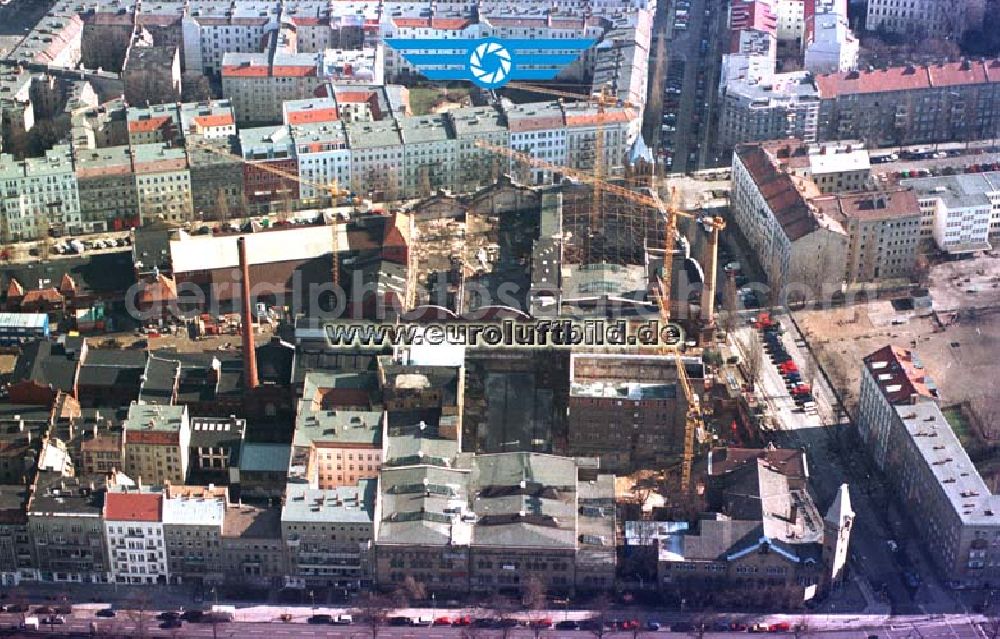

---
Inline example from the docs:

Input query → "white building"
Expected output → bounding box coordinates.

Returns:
[803,9,858,74]
[292,121,352,201]
[399,114,457,198]
[346,119,404,199]
[505,101,568,186]
[182,1,280,75]
[719,72,821,150]
[731,142,848,294]
[0,145,81,241]
[104,490,168,586]
[775,0,805,43]
[901,172,1000,254]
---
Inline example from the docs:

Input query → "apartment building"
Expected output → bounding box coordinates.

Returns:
[7,14,83,67]
[188,416,245,484]
[291,372,384,489]
[0,484,33,586]
[74,145,140,232]
[182,1,280,75]
[818,189,922,285]
[346,119,404,200]
[26,473,109,583]
[857,345,1000,588]
[857,345,938,471]
[400,114,457,198]
[775,0,804,43]
[162,489,225,586]
[282,96,339,127]
[281,480,376,589]
[449,106,509,194]
[0,69,35,145]
[122,403,191,485]
[375,444,616,594]
[567,353,696,472]
[221,51,324,123]
[865,0,985,39]
[506,101,567,186]
[80,430,124,476]
[815,60,1000,147]
[731,142,848,294]
[186,135,246,220]
[127,104,181,146]
[239,125,300,205]
[656,447,854,608]
[803,10,858,74]
[104,490,167,585]
[132,143,194,224]
[563,104,636,179]
[123,45,181,106]
[901,172,1000,254]
[220,502,286,586]
[719,72,820,150]
[0,146,81,241]
[292,121,352,202]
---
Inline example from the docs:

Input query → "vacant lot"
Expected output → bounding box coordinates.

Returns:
[408,86,472,116]
[796,254,1000,413]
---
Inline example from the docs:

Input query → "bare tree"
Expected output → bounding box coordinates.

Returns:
[583,593,612,639]
[182,73,214,102]
[521,576,547,610]
[215,188,231,224]
[391,575,426,607]
[737,330,764,392]
[767,253,785,311]
[970,393,1000,441]
[722,271,739,335]
[354,592,393,639]
[124,591,153,639]
[124,68,180,107]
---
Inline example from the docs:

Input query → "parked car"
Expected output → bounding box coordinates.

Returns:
[556,620,580,630]
[43,616,65,625]
[433,617,453,626]
[95,609,116,618]
[769,621,791,632]
[646,621,662,631]
[388,617,411,626]
[529,618,553,629]
[333,614,353,625]
[452,616,472,627]
[160,619,183,629]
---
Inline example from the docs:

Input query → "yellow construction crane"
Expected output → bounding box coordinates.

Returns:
[476,140,725,493]
[186,138,355,286]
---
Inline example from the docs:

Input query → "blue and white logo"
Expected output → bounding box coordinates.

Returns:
[384,37,596,89]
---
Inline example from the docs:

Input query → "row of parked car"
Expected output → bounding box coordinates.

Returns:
[755,313,817,412]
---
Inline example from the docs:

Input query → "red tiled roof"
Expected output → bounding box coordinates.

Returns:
[193,114,234,128]
[564,109,634,126]
[22,288,64,304]
[287,108,339,124]
[128,115,172,133]
[222,64,269,77]
[335,91,374,103]
[272,65,317,77]
[816,60,1000,97]
[127,430,178,446]
[863,345,937,404]
[104,492,162,522]
[393,17,470,30]
[736,144,828,242]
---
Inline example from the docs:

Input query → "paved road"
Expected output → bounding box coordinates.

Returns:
[0,618,989,639]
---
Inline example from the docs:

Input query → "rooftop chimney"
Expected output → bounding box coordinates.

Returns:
[238,237,259,390]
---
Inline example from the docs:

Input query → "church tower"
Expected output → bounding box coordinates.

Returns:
[822,483,855,589]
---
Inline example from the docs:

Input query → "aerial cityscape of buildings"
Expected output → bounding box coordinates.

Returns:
[0,0,996,634]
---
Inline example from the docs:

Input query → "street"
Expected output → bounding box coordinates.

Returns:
[730,311,960,616]
[0,611,991,639]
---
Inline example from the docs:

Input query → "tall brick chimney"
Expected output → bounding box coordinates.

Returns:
[238,237,259,390]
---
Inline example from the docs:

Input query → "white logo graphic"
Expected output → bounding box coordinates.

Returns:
[468,41,512,88]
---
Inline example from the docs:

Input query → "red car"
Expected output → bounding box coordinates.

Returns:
[452,616,472,627]
[619,620,640,630]
[433,617,452,626]
[779,361,798,374]
[769,621,791,632]
[529,618,553,629]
